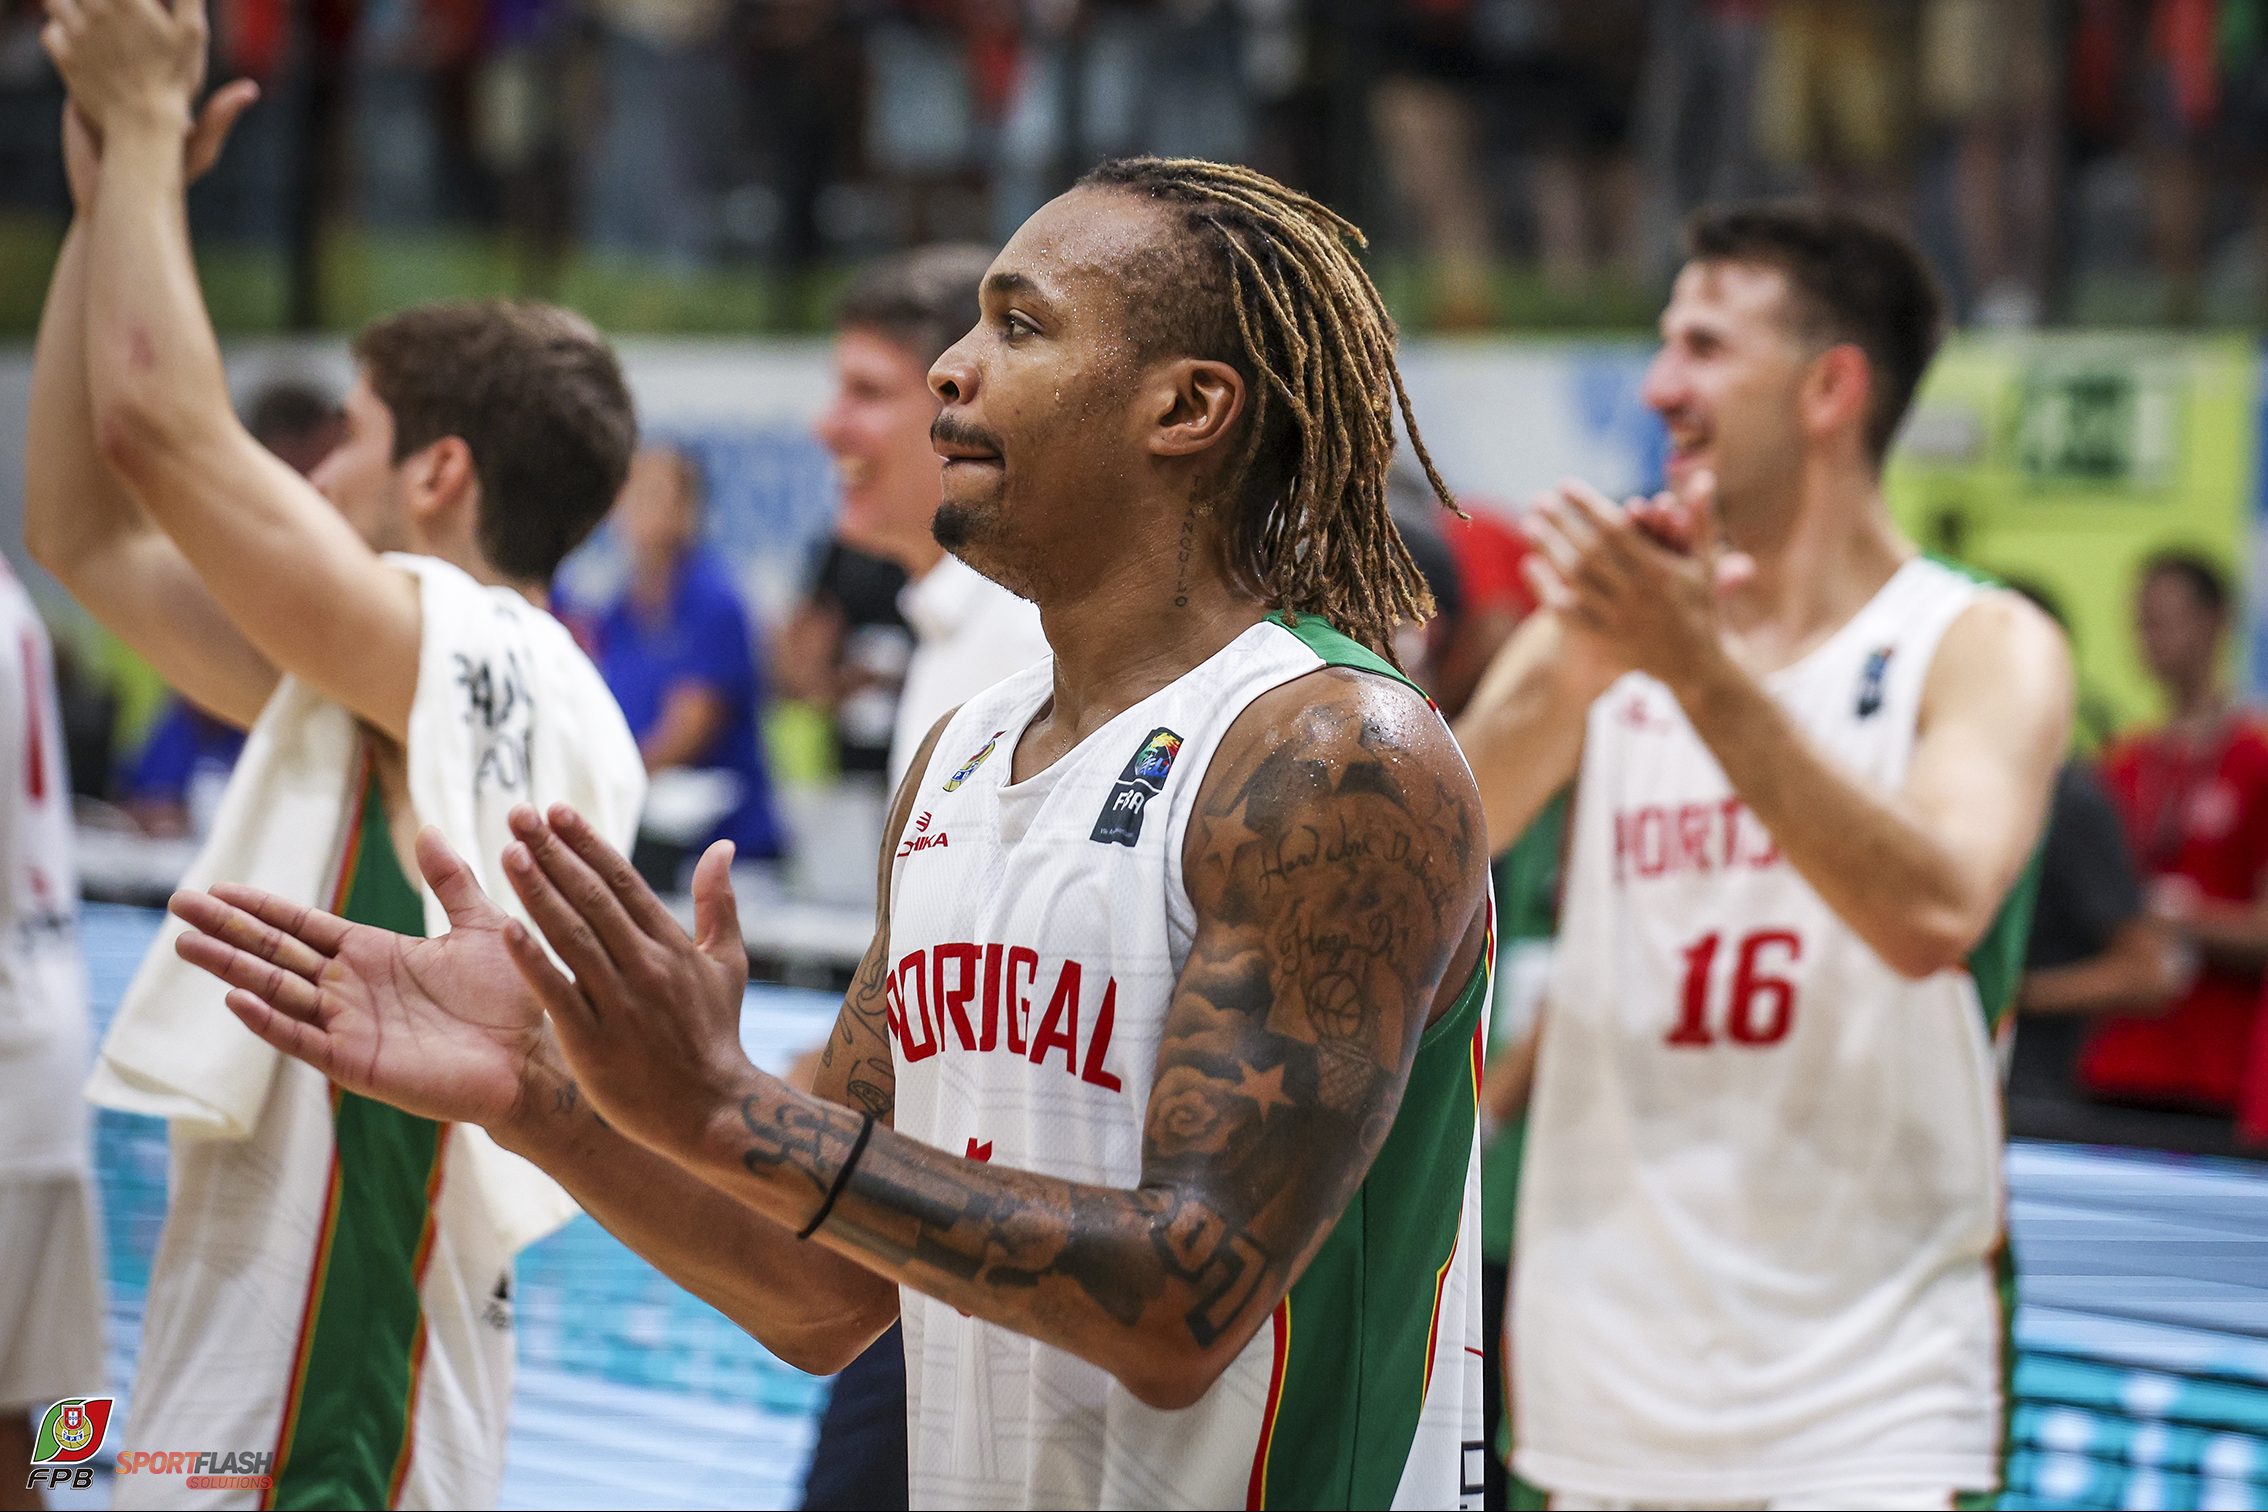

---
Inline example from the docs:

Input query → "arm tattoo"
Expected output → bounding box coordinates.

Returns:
[735,675,1484,1375]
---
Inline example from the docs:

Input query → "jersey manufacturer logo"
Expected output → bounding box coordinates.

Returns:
[899,809,951,858]
[1855,645,1894,718]
[1090,727,1184,847]
[943,730,1006,791]
[1618,692,1665,731]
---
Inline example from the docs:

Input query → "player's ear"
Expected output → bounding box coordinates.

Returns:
[407,436,478,517]
[1802,343,1872,448]
[1147,358,1246,460]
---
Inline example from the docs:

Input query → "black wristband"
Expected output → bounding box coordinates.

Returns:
[797,1111,876,1241]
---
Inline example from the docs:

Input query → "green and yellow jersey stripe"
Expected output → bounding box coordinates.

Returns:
[264,757,449,1511]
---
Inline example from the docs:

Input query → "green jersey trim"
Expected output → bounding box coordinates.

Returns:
[1266,612,1422,696]
[1246,610,1487,1509]
[268,767,446,1511]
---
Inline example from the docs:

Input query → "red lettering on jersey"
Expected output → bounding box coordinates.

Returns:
[889,951,938,1062]
[1611,799,1786,884]
[891,943,1128,1094]
[1080,978,1122,1092]
[1031,960,1082,1073]
[1006,946,1037,1055]
[1635,807,1666,876]
[934,942,980,1051]
[19,634,45,803]
[965,1138,993,1162]
[979,943,1005,1051]
[1676,804,1711,873]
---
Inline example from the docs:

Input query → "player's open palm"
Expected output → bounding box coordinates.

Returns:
[169,828,552,1130]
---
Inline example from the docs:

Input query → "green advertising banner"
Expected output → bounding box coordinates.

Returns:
[1887,334,2258,748]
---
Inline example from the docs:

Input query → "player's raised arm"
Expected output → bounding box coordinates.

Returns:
[1453,592,1618,854]
[23,89,280,730]
[44,0,423,742]
[1533,475,2074,979]
[451,671,1484,1410]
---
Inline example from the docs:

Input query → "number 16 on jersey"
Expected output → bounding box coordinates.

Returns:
[1667,929,1802,1047]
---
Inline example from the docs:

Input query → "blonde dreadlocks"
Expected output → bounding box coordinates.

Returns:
[1079,156,1462,664]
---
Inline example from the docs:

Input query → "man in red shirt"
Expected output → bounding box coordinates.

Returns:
[2087,551,2268,1117]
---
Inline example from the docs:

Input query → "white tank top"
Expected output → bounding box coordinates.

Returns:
[0,563,90,1180]
[889,614,1489,1510]
[1514,558,2026,1501]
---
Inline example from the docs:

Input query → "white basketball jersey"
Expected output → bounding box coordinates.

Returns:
[1513,558,2025,1502]
[0,564,90,1182]
[888,614,1489,1511]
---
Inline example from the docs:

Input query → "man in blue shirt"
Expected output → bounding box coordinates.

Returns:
[587,445,783,860]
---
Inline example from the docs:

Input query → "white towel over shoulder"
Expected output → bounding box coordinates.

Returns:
[88,553,646,1252]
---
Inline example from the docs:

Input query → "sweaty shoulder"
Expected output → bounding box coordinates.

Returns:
[1185,665,1490,1013]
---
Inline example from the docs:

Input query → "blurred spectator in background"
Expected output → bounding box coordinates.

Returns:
[583,445,784,868]
[1500,0,1648,299]
[810,243,1047,788]
[2085,551,2268,1130]
[52,642,117,808]
[1434,505,1537,722]
[1367,0,1499,326]
[1752,0,1913,217]
[15,0,2268,331]
[1630,0,1769,277]
[775,541,916,779]
[993,0,1253,243]
[470,0,585,295]
[2007,582,2189,1138]
[122,701,247,840]
[1922,0,2058,326]
[241,373,345,474]
[583,0,734,266]
[860,1,1011,248]
[728,0,862,304]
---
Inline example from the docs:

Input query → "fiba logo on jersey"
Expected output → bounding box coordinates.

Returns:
[944,730,1006,792]
[1855,645,1894,718]
[1090,727,1185,847]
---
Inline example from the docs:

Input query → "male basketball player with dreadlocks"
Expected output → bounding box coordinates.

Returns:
[173,158,1494,1510]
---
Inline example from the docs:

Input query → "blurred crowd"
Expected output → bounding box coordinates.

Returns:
[6,0,2268,329]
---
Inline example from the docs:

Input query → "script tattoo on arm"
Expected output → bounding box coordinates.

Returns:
[730,672,1487,1400]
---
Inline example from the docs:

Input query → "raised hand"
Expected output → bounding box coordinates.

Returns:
[495,804,755,1159]
[170,828,558,1130]
[42,0,213,135]
[62,81,260,213]
[1519,468,1750,695]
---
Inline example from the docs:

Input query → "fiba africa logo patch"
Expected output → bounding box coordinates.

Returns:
[943,729,1006,792]
[32,1397,113,1464]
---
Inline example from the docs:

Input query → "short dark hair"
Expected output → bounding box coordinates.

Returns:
[1683,201,1945,464]
[243,378,340,451]
[836,245,995,370]
[2141,548,2231,616]
[353,301,637,584]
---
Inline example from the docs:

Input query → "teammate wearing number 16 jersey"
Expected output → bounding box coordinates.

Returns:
[1456,205,2074,1508]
